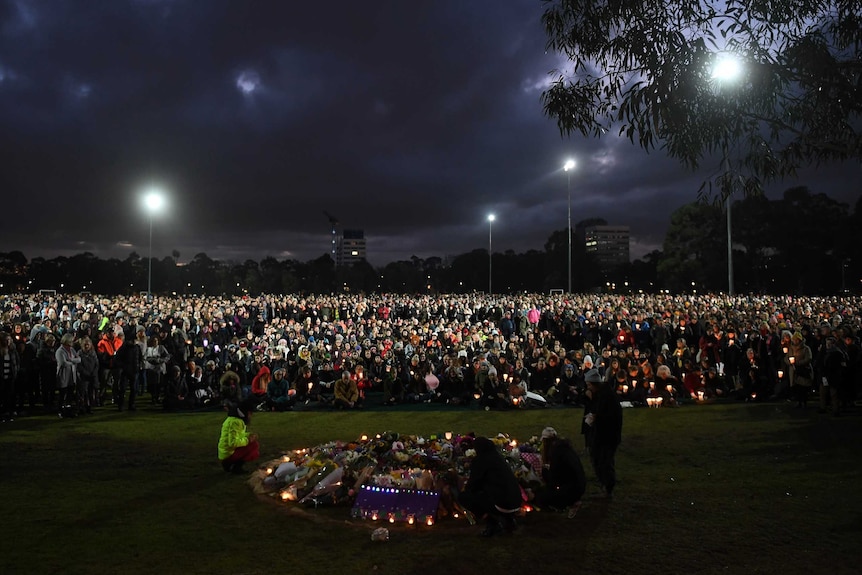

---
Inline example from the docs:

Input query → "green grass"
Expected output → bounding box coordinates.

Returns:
[2,402,860,575]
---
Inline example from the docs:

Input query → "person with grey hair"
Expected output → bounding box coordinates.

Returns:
[333,370,360,409]
[55,333,81,417]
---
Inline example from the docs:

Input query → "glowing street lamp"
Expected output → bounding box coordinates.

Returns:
[487,214,495,295]
[564,159,576,294]
[711,53,743,296]
[143,189,165,301]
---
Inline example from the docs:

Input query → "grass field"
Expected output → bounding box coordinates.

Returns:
[1,401,860,575]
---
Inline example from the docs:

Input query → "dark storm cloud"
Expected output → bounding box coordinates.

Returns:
[1,0,856,266]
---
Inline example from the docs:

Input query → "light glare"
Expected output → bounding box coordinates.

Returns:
[712,55,742,81]
[144,191,165,213]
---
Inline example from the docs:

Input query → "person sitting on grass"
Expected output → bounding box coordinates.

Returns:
[265,368,292,411]
[218,398,259,474]
[164,365,192,411]
[333,370,361,409]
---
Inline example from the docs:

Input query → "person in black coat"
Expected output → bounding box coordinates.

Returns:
[458,437,523,536]
[536,427,586,517]
[584,368,623,497]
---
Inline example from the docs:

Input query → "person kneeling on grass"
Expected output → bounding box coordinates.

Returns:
[218,398,260,474]
[535,427,586,518]
[458,437,523,537]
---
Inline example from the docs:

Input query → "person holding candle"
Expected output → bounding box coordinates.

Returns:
[217,397,260,474]
[787,331,814,408]
[655,364,681,405]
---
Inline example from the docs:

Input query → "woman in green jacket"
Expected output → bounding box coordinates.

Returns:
[218,399,259,473]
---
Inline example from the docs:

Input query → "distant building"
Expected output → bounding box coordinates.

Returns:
[583,225,630,269]
[337,229,367,266]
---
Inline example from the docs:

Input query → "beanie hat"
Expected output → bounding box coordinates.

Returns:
[584,368,603,384]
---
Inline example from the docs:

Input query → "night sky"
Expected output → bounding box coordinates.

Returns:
[1,0,858,266]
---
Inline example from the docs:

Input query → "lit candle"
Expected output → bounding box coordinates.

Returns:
[503,374,508,382]
[371,511,379,521]
[666,384,673,393]
[649,381,655,390]
[789,357,795,365]
[444,431,453,441]
[388,513,395,524]
[407,515,415,525]
[777,370,784,379]
[782,347,788,354]
[656,397,663,406]
[426,515,434,526]
[360,434,368,441]
[555,377,560,384]
[473,393,481,400]
[697,390,705,401]
[622,384,629,394]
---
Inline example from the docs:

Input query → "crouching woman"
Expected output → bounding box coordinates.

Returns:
[217,399,260,473]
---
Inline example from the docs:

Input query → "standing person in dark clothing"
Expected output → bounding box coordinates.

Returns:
[0,333,20,421]
[114,332,143,411]
[38,333,58,413]
[584,368,622,498]
[458,437,523,537]
[818,336,847,416]
[536,427,586,518]
[787,331,814,409]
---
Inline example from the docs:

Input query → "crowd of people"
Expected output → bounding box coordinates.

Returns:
[1,291,860,422]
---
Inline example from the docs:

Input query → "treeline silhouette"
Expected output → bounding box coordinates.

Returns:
[1,188,859,295]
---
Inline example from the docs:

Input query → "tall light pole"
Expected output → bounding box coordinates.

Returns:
[143,190,165,301]
[487,214,495,295]
[712,53,742,296]
[725,181,734,296]
[564,159,575,293]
